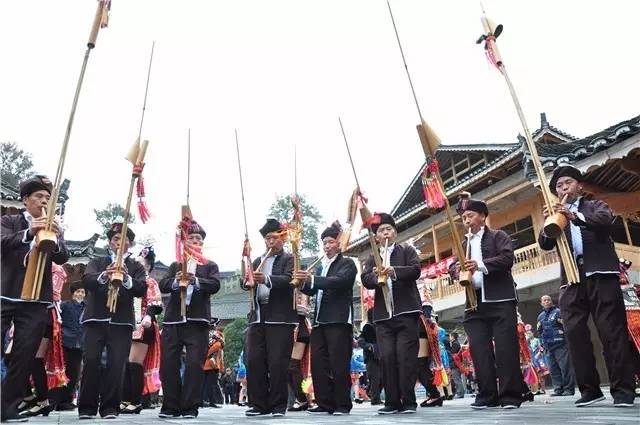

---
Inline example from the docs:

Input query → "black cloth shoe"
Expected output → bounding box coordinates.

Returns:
[101,409,118,419]
[370,400,383,406]
[271,410,285,417]
[245,408,270,417]
[523,391,534,402]
[121,404,143,414]
[613,397,635,408]
[158,408,181,418]
[470,400,499,410]
[420,397,444,407]
[332,409,350,416]
[377,406,399,415]
[289,401,309,411]
[575,393,605,407]
[307,406,331,415]
[55,402,77,411]
[550,391,564,397]
[1,413,29,423]
[19,401,53,417]
[182,409,198,419]
[78,411,97,420]
[562,391,575,396]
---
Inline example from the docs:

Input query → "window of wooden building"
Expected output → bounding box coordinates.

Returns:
[501,216,535,250]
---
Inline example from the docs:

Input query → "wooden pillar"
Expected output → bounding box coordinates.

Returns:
[432,224,440,262]
[531,194,544,235]
[622,215,633,245]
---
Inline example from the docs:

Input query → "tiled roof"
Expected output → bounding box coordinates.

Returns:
[0,182,20,200]
[347,113,639,253]
[525,115,640,176]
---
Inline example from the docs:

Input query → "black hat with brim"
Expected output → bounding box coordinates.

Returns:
[321,221,342,240]
[371,212,396,234]
[19,175,53,198]
[460,199,489,216]
[106,222,135,242]
[549,165,583,195]
[260,218,283,237]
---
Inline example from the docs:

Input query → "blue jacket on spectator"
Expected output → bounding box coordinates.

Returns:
[536,305,566,349]
[60,299,85,349]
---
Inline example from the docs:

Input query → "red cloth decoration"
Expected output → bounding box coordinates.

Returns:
[517,322,539,385]
[132,163,150,224]
[421,159,446,209]
[619,261,640,353]
[46,309,68,389]
[142,323,161,395]
[176,216,209,265]
[420,316,445,386]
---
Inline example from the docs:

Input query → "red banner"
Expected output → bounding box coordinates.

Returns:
[420,256,455,279]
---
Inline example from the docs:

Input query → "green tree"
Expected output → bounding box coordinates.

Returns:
[223,317,248,368]
[93,202,135,238]
[268,194,322,254]
[1,142,34,188]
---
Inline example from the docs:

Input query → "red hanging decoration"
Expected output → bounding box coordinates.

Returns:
[176,216,210,265]
[421,159,446,209]
[421,315,444,386]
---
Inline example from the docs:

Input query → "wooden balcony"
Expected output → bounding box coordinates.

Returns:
[429,242,640,300]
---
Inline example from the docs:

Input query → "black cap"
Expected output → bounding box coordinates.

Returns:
[106,222,135,242]
[321,220,342,240]
[549,165,583,195]
[370,212,396,234]
[259,218,283,237]
[459,199,489,216]
[187,220,206,239]
[19,175,53,198]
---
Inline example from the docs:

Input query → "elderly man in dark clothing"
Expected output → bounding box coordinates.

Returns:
[450,198,523,410]
[536,295,574,396]
[1,176,69,422]
[539,165,636,408]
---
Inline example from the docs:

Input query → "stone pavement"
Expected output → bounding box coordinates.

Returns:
[27,393,639,424]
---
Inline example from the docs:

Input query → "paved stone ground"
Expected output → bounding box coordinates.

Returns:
[27,392,639,424]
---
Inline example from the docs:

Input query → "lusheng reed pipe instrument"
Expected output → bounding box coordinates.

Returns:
[254,247,274,307]
[460,228,478,311]
[235,130,259,312]
[385,1,471,285]
[107,139,149,313]
[337,117,393,316]
[22,0,111,301]
[476,10,579,284]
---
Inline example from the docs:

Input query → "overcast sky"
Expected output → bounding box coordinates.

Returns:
[2,0,638,270]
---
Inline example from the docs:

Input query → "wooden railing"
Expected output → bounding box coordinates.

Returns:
[429,242,640,300]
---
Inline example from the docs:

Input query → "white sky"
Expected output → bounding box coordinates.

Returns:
[1,0,638,270]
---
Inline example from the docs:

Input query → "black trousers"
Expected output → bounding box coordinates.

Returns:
[202,370,223,404]
[376,313,419,409]
[78,322,132,416]
[310,323,353,413]
[365,359,383,402]
[246,323,294,414]
[416,357,441,399]
[464,299,523,406]
[59,347,83,403]
[1,301,47,420]
[160,322,209,412]
[559,273,636,400]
